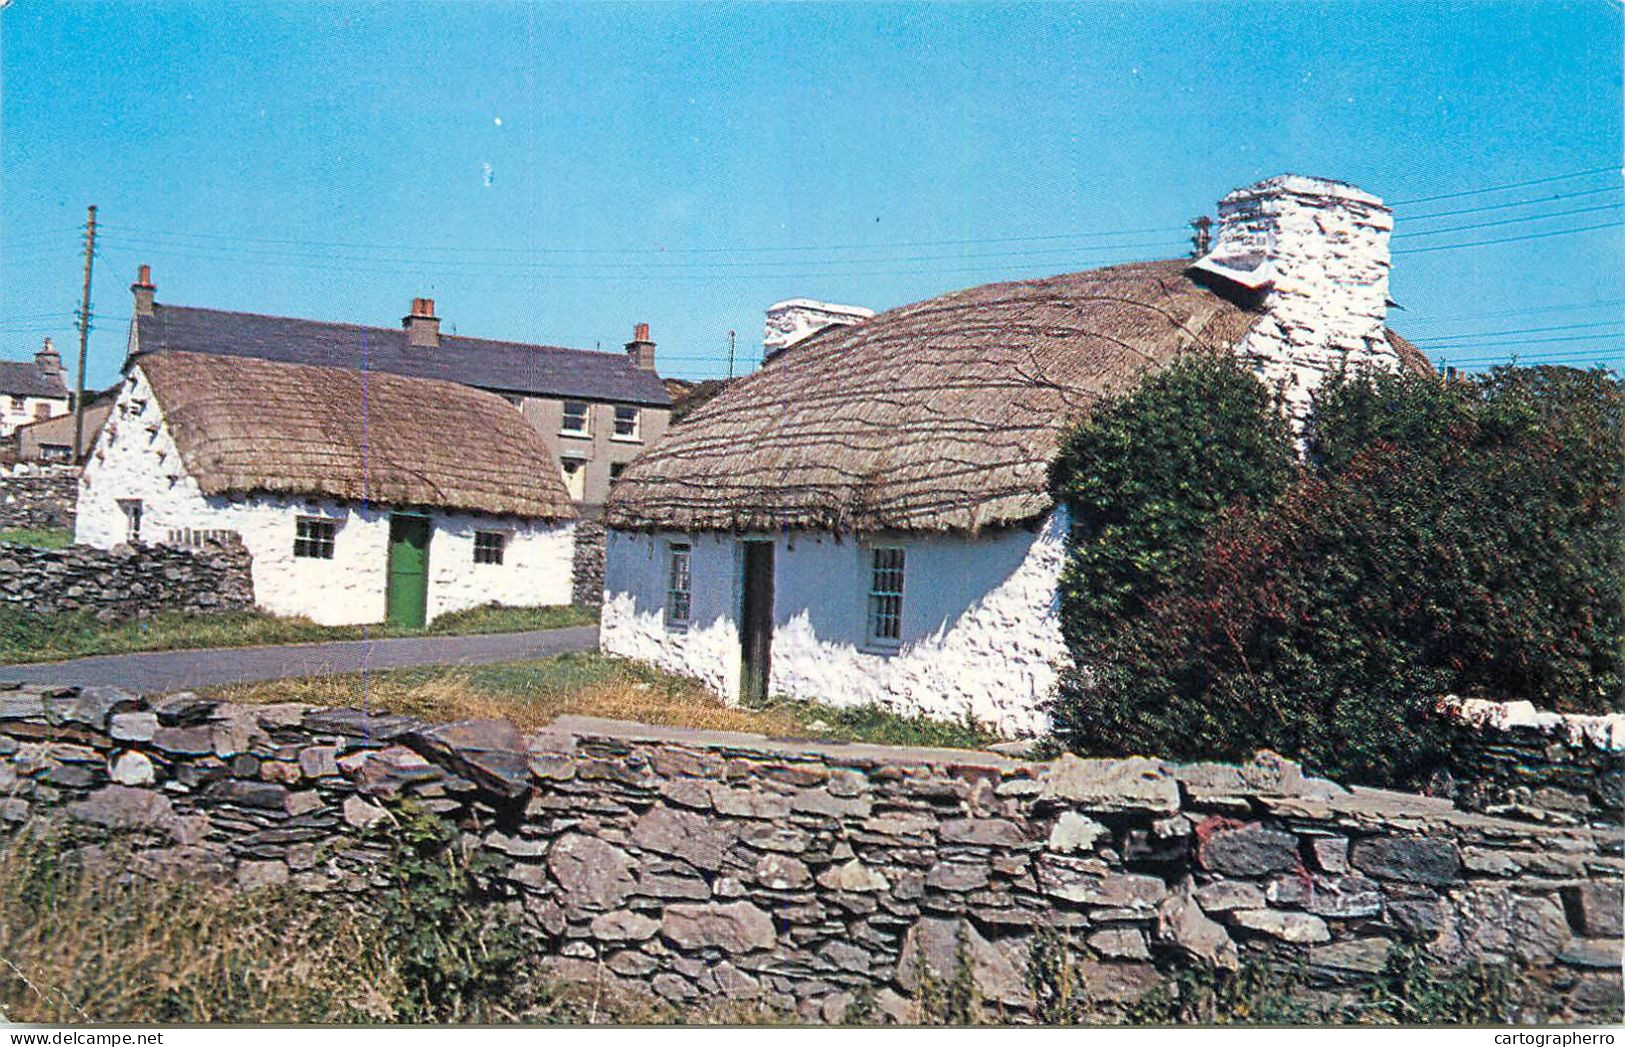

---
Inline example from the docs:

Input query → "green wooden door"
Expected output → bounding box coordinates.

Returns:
[386,514,431,629]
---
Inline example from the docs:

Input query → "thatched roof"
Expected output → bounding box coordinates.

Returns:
[136,351,575,520]
[605,259,1429,535]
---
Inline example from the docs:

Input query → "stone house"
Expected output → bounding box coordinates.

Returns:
[11,397,112,463]
[75,350,577,628]
[0,338,70,439]
[121,266,672,508]
[601,175,1432,736]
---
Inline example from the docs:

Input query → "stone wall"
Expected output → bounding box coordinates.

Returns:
[1,682,1618,1023]
[0,538,254,620]
[1438,696,1623,827]
[571,515,606,609]
[0,467,79,531]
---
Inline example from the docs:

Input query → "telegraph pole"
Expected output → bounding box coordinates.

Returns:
[73,205,97,461]
[727,329,736,378]
[1188,215,1212,259]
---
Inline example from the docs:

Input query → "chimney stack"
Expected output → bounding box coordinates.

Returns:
[763,299,875,361]
[625,322,656,371]
[131,264,156,318]
[1191,174,1400,422]
[34,337,63,380]
[403,297,440,348]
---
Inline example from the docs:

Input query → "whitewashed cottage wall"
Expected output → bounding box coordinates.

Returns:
[600,511,1069,736]
[0,395,68,439]
[76,366,574,626]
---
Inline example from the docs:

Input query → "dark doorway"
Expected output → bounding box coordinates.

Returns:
[738,540,775,705]
[386,514,431,629]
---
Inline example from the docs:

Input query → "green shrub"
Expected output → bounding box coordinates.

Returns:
[1051,363,1622,788]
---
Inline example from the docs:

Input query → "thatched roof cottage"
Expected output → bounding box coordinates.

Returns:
[75,351,577,628]
[600,175,1430,735]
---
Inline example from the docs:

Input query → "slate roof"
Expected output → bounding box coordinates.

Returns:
[132,305,672,408]
[0,359,69,399]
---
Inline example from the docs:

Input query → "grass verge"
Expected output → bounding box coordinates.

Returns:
[206,651,999,748]
[0,527,72,549]
[0,602,598,665]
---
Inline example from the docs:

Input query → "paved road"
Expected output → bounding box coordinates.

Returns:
[0,626,599,693]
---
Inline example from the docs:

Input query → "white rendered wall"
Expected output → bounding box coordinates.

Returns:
[1,396,68,439]
[76,366,574,626]
[601,512,1070,736]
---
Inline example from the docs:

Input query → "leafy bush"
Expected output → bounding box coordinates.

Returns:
[1051,363,1622,787]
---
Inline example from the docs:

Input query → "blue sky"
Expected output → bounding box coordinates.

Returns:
[2,1,1620,390]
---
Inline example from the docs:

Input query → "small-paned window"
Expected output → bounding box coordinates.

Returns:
[666,543,692,628]
[867,547,905,645]
[613,405,640,440]
[294,516,336,559]
[474,530,506,565]
[561,401,590,435]
[609,462,627,480]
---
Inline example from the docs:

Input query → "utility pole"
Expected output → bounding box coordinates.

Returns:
[1188,215,1212,259]
[727,329,736,378]
[73,205,97,461]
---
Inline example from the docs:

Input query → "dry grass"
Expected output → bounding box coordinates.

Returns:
[0,828,402,1023]
[206,652,999,749]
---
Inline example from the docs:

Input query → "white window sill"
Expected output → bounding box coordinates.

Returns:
[860,640,903,657]
[665,620,690,634]
[559,430,591,440]
[610,435,642,444]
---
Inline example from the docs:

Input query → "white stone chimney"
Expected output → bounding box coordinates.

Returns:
[1192,174,1401,420]
[763,299,874,361]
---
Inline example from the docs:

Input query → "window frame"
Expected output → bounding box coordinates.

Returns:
[666,542,693,630]
[293,516,337,560]
[864,545,906,649]
[473,530,507,565]
[611,405,641,442]
[560,400,591,437]
[117,498,143,543]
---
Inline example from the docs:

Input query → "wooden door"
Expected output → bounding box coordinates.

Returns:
[738,540,775,705]
[386,514,431,629]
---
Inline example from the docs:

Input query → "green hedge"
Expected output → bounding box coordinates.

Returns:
[1050,360,1622,788]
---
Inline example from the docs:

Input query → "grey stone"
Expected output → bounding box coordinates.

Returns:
[204,778,288,810]
[1199,823,1301,877]
[1047,811,1108,853]
[1037,856,1166,910]
[1351,837,1462,887]
[791,787,872,819]
[298,745,339,779]
[1305,875,1384,918]
[152,693,217,726]
[1558,939,1625,969]
[108,750,155,787]
[1074,960,1160,1004]
[284,790,323,817]
[755,853,811,890]
[341,795,387,829]
[1564,881,1625,939]
[895,916,1028,1007]
[606,950,659,977]
[67,784,174,831]
[817,858,890,893]
[590,910,661,942]
[939,818,1027,847]
[662,901,777,954]
[1157,883,1238,968]
[637,868,712,900]
[925,858,991,893]
[695,960,760,997]
[1089,927,1152,961]
[1229,909,1331,944]
[1038,753,1179,814]
[1388,898,1447,937]
[406,718,530,800]
[652,972,698,1002]
[549,833,636,910]
[151,726,214,756]
[1310,938,1393,975]
[1310,836,1350,874]
[739,823,810,854]
[302,707,420,740]
[1193,880,1266,913]
[633,804,734,872]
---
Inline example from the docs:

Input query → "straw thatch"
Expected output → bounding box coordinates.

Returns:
[136,351,575,520]
[605,259,1429,535]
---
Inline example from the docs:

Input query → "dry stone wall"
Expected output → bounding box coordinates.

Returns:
[0,682,1619,1024]
[1438,697,1623,827]
[0,468,79,530]
[0,538,253,619]
[571,515,606,609]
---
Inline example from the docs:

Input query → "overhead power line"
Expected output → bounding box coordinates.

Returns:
[1420,331,1623,349]
[1412,320,1624,344]
[1393,220,1622,255]
[1389,165,1622,206]
[1393,201,1623,239]
[1403,185,1620,222]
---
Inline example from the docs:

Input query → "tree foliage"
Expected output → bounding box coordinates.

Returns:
[1051,361,1622,788]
